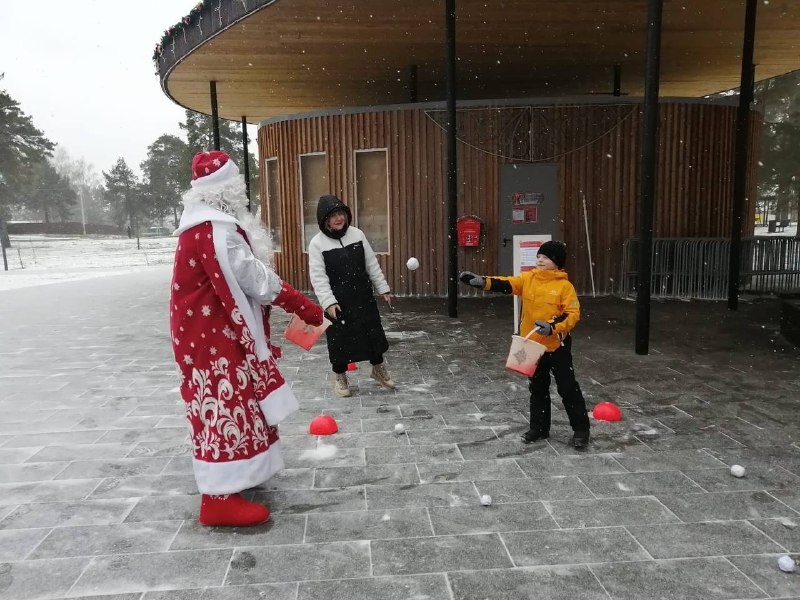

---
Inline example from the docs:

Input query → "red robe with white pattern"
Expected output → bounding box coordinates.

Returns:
[170,213,305,494]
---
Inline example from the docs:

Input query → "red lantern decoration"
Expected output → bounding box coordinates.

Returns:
[309,415,338,435]
[592,402,622,422]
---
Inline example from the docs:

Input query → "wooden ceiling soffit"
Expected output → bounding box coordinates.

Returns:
[156,0,800,122]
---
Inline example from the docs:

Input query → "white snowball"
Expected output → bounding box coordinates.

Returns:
[406,257,420,271]
[730,464,746,478]
[480,494,492,506]
[394,423,405,434]
[777,555,796,573]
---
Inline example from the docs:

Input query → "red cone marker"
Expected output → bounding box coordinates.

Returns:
[347,362,357,371]
[592,402,622,422]
[309,415,339,435]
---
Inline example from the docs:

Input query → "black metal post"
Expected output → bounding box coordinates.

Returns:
[445,0,458,318]
[613,64,622,96]
[727,0,758,311]
[410,64,419,102]
[210,81,220,151]
[0,217,8,271]
[241,116,252,212]
[124,180,140,251]
[635,0,663,355]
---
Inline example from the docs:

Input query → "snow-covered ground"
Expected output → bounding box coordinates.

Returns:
[0,235,177,291]
[754,223,798,237]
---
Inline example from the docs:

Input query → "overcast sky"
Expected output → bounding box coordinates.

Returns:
[0,1,229,177]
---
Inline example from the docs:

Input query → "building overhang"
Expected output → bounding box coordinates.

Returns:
[155,0,799,123]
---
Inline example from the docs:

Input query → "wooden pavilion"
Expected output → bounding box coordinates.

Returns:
[154,0,800,299]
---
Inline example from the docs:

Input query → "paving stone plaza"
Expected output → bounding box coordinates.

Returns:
[1,266,798,599]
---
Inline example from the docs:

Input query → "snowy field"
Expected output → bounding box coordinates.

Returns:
[0,226,795,293]
[755,223,798,237]
[0,235,177,291]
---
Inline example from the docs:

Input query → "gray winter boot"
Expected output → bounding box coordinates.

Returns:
[333,373,352,397]
[370,363,396,389]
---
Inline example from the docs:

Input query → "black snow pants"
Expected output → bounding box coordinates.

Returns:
[528,335,590,434]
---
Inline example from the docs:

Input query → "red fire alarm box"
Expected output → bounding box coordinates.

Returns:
[457,216,482,247]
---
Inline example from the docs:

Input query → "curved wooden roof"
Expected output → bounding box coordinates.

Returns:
[157,0,800,123]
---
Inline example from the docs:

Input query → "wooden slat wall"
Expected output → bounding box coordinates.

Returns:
[259,101,759,296]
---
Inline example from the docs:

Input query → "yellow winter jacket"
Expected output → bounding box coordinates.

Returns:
[485,269,580,352]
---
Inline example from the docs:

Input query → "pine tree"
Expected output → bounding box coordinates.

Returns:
[755,71,800,236]
[25,161,77,223]
[103,158,139,235]
[0,78,55,250]
[179,110,258,205]
[141,134,189,228]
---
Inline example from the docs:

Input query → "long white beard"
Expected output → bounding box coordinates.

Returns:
[236,205,274,268]
[181,176,275,267]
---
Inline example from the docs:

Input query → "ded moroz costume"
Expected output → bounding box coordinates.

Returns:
[170,151,323,526]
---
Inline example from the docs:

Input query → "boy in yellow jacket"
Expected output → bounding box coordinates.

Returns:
[459,240,591,449]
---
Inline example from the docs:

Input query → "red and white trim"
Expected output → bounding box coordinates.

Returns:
[212,221,273,361]
[193,439,285,495]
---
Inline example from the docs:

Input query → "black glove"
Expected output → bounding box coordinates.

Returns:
[459,271,486,289]
[534,320,554,336]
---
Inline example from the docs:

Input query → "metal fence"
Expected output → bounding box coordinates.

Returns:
[621,237,800,300]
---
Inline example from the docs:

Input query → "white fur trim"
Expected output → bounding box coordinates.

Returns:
[192,439,285,494]
[212,222,272,362]
[174,203,237,236]
[236,208,275,267]
[258,382,299,425]
[175,180,274,267]
[191,159,239,190]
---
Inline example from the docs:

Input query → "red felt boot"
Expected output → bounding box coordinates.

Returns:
[198,493,270,527]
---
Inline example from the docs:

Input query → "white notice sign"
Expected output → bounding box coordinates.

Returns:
[512,234,551,333]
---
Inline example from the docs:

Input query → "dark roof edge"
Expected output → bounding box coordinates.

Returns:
[156,0,280,117]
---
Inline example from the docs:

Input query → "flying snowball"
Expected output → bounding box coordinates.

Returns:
[480,494,492,506]
[730,464,746,478]
[777,555,796,573]
[406,257,420,271]
[394,423,406,434]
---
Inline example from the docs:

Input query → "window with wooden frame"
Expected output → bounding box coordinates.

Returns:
[299,153,328,250]
[354,149,389,254]
[264,158,282,252]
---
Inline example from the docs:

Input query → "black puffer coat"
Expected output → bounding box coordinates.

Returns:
[307,195,390,365]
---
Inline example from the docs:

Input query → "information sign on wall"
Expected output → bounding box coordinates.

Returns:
[512,206,538,224]
[511,191,543,224]
[511,234,551,332]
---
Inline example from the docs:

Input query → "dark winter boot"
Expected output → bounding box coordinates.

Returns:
[571,431,590,451]
[521,428,550,444]
[198,493,270,527]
